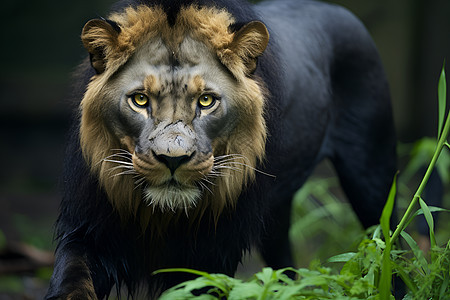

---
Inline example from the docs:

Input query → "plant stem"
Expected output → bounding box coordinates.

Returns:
[390,111,450,244]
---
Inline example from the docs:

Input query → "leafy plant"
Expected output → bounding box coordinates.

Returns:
[290,176,364,264]
[155,66,450,299]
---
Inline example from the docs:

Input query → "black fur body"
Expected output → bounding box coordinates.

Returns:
[46,0,397,298]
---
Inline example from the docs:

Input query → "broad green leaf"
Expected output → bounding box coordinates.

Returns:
[275,285,306,299]
[340,259,361,277]
[327,252,357,263]
[350,278,371,296]
[274,268,297,285]
[228,282,263,300]
[286,275,329,292]
[159,281,206,300]
[160,288,215,300]
[364,267,375,294]
[153,268,232,294]
[165,278,221,295]
[255,267,275,285]
[438,63,447,138]
[373,237,386,249]
[418,197,436,247]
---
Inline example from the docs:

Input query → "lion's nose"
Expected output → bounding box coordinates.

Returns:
[155,154,192,175]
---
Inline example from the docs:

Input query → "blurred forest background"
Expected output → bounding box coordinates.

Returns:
[0,0,449,298]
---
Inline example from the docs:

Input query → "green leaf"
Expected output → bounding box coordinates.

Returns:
[438,63,447,138]
[400,231,429,274]
[379,244,393,300]
[378,174,396,300]
[402,205,449,231]
[380,174,396,238]
[153,268,210,277]
[327,252,357,263]
[153,268,232,295]
[350,278,371,296]
[418,198,436,247]
[159,287,212,300]
[228,282,263,300]
[372,225,382,240]
[255,267,275,285]
[395,269,418,295]
[439,272,449,299]
[160,278,217,298]
[274,268,297,284]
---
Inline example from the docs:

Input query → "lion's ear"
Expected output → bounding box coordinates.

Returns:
[220,21,269,76]
[81,19,121,74]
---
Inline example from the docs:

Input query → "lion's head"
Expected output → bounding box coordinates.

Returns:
[79,5,269,224]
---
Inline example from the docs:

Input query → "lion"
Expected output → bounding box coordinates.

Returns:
[46,0,397,298]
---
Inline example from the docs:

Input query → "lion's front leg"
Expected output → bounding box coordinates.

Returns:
[45,243,100,300]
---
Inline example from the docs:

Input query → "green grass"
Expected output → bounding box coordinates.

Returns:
[156,66,450,299]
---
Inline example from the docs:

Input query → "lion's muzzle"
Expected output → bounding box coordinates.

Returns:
[130,119,214,210]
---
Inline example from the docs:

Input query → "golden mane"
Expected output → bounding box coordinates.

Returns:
[79,4,268,229]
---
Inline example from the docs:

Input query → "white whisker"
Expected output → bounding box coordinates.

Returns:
[213,155,246,164]
[200,176,216,186]
[198,181,213,195]
[109,165,134,172]
[214,154,276,179]
[214,165,244,173]
[95,149,133,166]
[103,159,134,166]
[112,170,138,178]
[104,154,133,162]
[207,171,228,177]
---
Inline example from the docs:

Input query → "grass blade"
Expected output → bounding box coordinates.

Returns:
[440,272,449,299]
[379,174,396,300]
[400,231,429,274]
[153,268,211,278]
[418,197,437,248]
[438,63,447,138]
[380,174,397,234]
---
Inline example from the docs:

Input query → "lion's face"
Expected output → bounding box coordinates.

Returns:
[106,37,240,210]
[79,5,269,218]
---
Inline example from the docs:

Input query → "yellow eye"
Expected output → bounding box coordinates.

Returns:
[198,94,216,108]
[132,93,149,108]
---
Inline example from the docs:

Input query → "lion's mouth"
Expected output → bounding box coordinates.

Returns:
[142,179,201,212]
[130,151,213,211]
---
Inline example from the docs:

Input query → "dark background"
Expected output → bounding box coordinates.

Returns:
[0,0,449,297]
